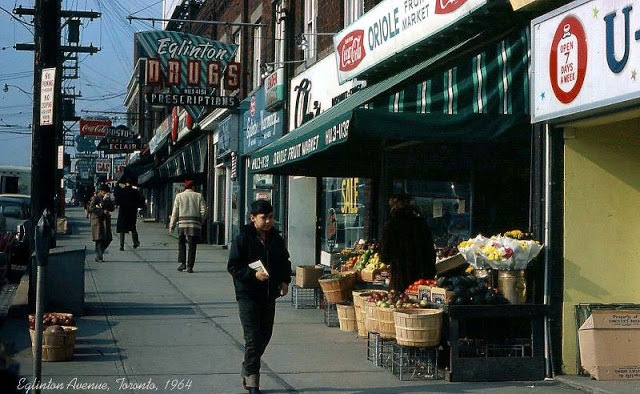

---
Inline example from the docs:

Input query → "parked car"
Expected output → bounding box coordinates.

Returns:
[0,194,31,267]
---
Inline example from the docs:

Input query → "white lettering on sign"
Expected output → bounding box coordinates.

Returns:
[40,67,56,126]
[325,120,350,145]
[156,37,230,61]
[251,155,269,171]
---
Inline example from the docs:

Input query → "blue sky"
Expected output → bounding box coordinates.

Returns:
[0,0,162,167]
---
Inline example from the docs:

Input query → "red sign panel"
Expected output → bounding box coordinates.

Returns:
[80,118,112,138]
[337,30,365,72]
[435,0,469,14]
[549,16,587,104]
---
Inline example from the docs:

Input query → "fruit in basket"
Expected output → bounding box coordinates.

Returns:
[45,325,64,334]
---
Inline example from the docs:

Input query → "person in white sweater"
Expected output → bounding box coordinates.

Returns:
[169,180,207,272]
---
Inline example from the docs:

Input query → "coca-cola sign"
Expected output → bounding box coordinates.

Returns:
[337,30,365,72]
[80,118,112,138]
[435,0,469,15]
[333,0,486,83]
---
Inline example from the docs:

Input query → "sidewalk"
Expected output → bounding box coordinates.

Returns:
[0,207,630,393]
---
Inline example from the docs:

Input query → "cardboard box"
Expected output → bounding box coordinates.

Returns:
[578,309,640,380]
[435,253,468,275]
[295,265,324,288]
[417,286,455,305]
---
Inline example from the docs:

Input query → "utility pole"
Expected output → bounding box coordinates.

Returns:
[15,1,100,233]
[27,0,61,234]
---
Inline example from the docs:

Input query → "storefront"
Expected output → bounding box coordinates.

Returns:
[251,1,552,380]
[532,0,640,375]
[213,113,239,245]
[240,85,285,240]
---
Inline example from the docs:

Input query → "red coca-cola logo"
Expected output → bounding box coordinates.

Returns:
[435,0,468,14]
[79,119,112,137]
[337,30,365,72]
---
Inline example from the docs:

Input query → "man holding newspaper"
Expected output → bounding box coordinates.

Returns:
[227,200,292,394]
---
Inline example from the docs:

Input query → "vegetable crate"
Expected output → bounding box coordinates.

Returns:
[367,332,395,369]
[391,343,439,381]
[323,302,339,328]
[290,285,322,309]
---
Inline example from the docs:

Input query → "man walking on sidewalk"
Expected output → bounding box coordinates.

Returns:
[227,200,292,394]
[89,184,115,262]
[115,177,145,250]
[169,180,207,273]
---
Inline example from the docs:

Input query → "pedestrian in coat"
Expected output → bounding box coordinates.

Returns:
[227,200,292,394]
[380,193,436,292]
[115,178,144,250]
[90,184,115,262]
[169,180,207,273]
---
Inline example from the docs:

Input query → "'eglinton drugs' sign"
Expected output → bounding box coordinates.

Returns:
[146,93,239,108]
[250,119,350,172]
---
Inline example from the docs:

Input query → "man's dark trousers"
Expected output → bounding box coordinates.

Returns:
[178,232,198,268]
[238,298,276,378]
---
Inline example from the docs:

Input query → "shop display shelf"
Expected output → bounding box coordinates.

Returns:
[290,285,322,309]
[446,304,548,382]
[367,332,395,368]
[391,343,439,381]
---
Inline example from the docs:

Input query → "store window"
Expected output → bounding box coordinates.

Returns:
[274,1,286,64]
[344,0,364,26]
[320,177,372,252]
[304,0,317,61]
[392,180,471,247]
[252,21,262,89]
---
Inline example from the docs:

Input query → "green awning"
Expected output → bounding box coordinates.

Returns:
[250,28,529,175]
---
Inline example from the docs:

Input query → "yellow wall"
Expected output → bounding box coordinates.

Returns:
[562,118,640,374]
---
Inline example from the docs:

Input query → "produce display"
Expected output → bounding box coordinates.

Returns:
[405,278,437,294]
[436,246,459,260]
[366,290,430,309]
[29,313,75,329]
[458,230,543,270]
[436,273,508,305]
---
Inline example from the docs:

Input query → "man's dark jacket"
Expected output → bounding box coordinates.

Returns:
[228,224,292,302]
[115,186,144,233]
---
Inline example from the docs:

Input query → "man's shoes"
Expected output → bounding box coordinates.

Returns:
[177,263,186,272]
[119,246,124,251]
[95,256,103,262]
[187,267,193,273]
[133,242,140,249]
[248,388,261,394]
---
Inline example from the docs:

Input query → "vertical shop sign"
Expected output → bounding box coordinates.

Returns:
[230,151,237,181]
[241,87,284,153]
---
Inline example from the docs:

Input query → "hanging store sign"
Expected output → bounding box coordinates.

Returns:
[97,138,141,154]
[105,126,137,139]
[149,117,171,154]
[113,158,126,179]
[95,159,111,174]
[333,0,486,83]
[242,86,284,154]
[80,117,112,138]
[265,68,285,111]
[532,0,640,122]
[136,30,240,120]
[217,114,239,157]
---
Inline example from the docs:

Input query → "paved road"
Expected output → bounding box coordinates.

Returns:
[0,207,586,393]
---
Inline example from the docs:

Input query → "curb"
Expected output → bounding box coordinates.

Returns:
[555,375,613,394]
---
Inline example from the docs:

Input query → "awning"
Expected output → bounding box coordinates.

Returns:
[250,28,530,176]
[139,133,208,184]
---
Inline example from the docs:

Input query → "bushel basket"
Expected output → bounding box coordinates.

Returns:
[393,309,442,347]
[29,326,77,361]
[375,306,396,339]
[318,272,356,303]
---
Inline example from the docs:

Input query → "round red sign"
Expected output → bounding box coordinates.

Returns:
[549,16,587,104]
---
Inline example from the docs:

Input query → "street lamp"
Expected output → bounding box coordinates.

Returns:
[3,83,33,98]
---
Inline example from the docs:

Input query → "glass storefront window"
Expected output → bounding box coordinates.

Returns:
[392,180,471,248]
[320,177,372,252]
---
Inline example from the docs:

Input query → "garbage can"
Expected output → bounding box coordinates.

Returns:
[211,221,224,245]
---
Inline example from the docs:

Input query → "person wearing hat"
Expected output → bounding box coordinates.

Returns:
[169,179,207,272]
[114,177,145,250]
[227,200,292,394]
[89,184,115,262]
